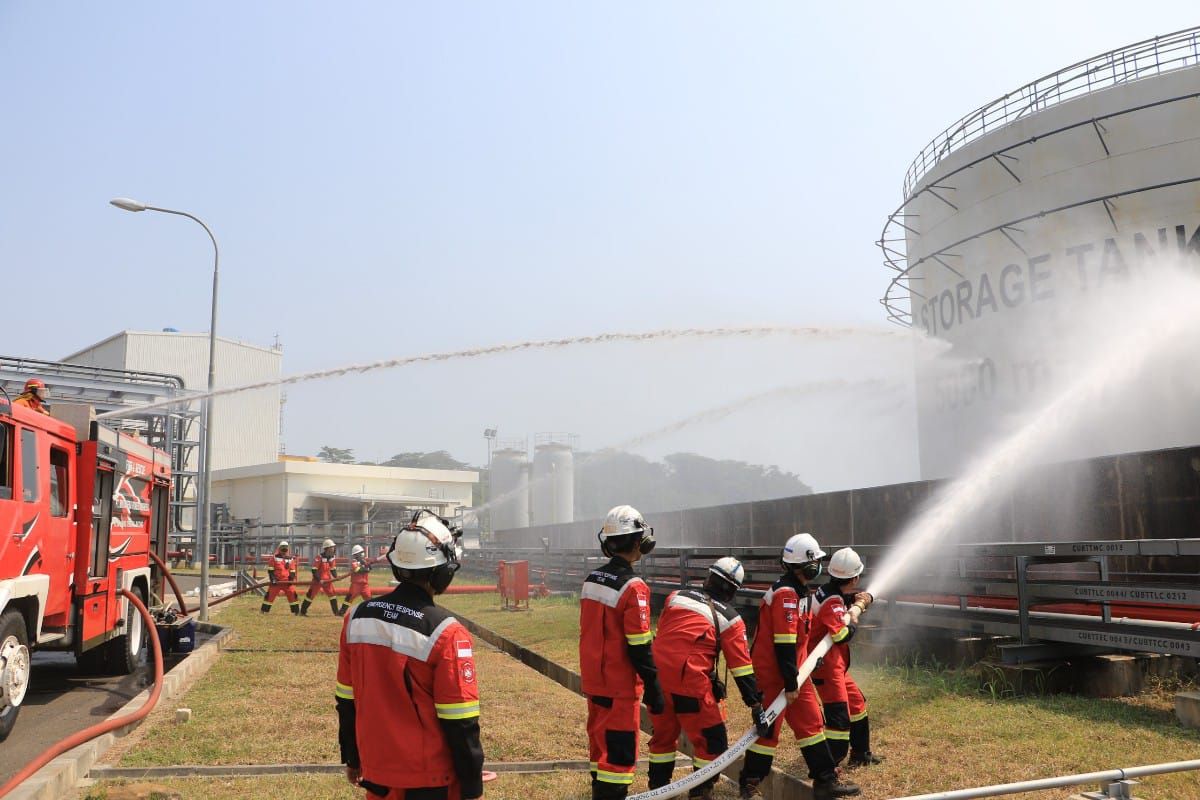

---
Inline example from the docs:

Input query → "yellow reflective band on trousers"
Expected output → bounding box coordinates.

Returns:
[435,700,481,720]
[729,664,754,677]
[648,752,677,764]
[796,732,826,748]
[596,769,635,785]
[625,631,653,645]
[692,756,712,768]
[772,633,797,643]
[832,626,851,643]
[747,743,776,756]
[850,709,868,722]
[825,729,850,740]
[334,682,354,700]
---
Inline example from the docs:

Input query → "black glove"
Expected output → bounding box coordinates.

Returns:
[751,704,772,739]
[710,675,727,702]
[267,571,276,585]
[644,685,665,715]
[289,571,297,582]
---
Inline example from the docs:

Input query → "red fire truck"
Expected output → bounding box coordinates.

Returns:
[0,397,170,740]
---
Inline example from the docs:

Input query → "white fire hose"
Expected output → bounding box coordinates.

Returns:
[628,598,869,800]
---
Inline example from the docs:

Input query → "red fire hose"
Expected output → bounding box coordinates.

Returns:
[0,589,164,799]
[149,550,191,614]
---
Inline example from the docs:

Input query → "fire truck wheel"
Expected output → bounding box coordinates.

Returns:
[0,611,31,742]
[106,587,148,675]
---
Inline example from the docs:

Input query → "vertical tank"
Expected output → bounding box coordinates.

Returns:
[531,433,576,526]
[489,445,529,530]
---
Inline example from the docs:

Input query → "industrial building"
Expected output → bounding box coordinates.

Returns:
[210,457,477,525]
[63,330,283,471]
[879,28,1200,479]
[488,433,576,529]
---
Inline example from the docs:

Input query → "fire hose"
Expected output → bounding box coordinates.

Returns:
[628,596,871,800]
[0,590,163,799]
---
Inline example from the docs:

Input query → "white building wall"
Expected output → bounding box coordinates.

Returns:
[64,331,282,470]
[903,65,1200,478]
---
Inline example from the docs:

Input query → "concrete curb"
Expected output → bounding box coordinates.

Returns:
[88,757,696,780]
[454,612,814,800]
[9,624,237,800]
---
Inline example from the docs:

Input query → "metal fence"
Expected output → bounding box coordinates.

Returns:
[901,26,1200,198]
[463,538,1200,661]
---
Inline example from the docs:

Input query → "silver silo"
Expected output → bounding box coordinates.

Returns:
[531,433,576,526]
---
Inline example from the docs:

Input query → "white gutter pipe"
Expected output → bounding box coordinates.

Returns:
[883,599,1199,631]
[890,758,1200,799]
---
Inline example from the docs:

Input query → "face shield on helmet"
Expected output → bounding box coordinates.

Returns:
[351,544,365,556]
[597,504,655,557]
[24,378,45,397]
[386,509,461,593]
[782,533,825,580]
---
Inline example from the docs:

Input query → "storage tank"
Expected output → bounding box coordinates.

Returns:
[878,28,1200,479]
[489,445,529,530]
[531,434,575,526]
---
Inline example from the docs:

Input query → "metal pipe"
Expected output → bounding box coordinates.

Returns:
[884,599,1199,631]
[891,758,1200,799]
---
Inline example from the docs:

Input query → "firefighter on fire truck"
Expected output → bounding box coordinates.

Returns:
[810,548,881,769]
[738,533,859,800]
[336,509,484,799]
[13,378,50,414]
[580,504,665,800]
[261,540,301,614]
[647,557,772,800]
[338,543,373,615]
[302,538,341,616]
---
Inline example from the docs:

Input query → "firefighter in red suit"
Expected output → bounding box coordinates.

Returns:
[302,538,341,616]
[336,510,483,800]
[338,544,373,615]
[580,505,665,800]
[261,541,300,614]
[738,533,858,800]
[13,378,50,415]
[810,548,882,769]
[647,557,772,800]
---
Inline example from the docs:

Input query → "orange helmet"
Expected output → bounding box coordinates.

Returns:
[23,378,45,395]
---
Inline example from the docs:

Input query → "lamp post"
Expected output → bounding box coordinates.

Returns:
[110,197,219,622]
[482,428,497,540]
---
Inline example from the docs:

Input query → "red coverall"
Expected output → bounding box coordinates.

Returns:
[739,572,840,788]
[648,589,759,791]
[579,556,664,799]
[346,554,373,603]
[261,552,299,613]
[303,553,340,615]
[808,586,865,764]
[336,582,484,799]
[13,393,49,415]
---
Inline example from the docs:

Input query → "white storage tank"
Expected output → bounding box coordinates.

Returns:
[489,445,530,530]
[532,434,575,526]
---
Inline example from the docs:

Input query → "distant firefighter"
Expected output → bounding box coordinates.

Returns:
[302,539,340,616]
[337,544,373,616]
[13,378,50,415]
[261,540,300,615]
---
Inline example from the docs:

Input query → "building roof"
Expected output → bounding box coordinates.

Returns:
[62,330,282,362]
[212,459,478,484]
[308,490,464,508]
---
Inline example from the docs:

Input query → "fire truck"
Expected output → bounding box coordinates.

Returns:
[0,397,170,740]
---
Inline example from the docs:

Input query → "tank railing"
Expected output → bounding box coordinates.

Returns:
[903,25,1200,198]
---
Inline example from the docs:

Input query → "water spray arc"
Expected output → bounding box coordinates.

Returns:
[97,324,919,421]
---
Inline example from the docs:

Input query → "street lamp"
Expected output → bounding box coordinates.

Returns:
[110,197,220,622]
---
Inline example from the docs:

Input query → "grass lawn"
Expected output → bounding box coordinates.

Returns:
[108,594,597,768]
[81,771,751,800]
[439,591,581,670]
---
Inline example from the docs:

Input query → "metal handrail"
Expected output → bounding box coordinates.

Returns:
[902,26,1200,198]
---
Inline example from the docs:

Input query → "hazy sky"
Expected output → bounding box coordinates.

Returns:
[3,3,1197,491]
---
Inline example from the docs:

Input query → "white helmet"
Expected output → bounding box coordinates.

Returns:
[387,510,458,570]
[322,538,336,550]
[781,533,825,564]
[277,540,290,550]
[708,556,745,589]
[828,547,864,579]
[600,505,650,539]
[351,544,365,556]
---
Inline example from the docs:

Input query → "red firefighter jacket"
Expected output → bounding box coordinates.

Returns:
[807,585,855,680]
[653,588,761,706]
[336,582,484,797]
[349,554,371,586]
[312,554,337,582]
[750,572,819,692]
[13,393,49,415]
[269,553,296,582]
[579,556,662,702]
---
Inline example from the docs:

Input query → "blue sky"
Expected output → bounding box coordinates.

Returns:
[3,3,1197,490]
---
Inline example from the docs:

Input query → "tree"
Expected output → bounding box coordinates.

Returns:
[380,450,473,470]
[318,445,356,464]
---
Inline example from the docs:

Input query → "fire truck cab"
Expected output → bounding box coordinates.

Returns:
[0,396,171,740]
